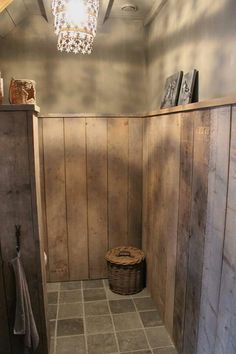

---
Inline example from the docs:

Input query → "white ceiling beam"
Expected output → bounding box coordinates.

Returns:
[37,0,53,22]
[144,0,167,26]
[98,0,114,24]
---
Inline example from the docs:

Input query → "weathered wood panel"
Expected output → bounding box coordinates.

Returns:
[142,118,149,254]
[64,118,88,280]
[197,107,231,354]
[38,119,49,280]
[0,110,48,354]
[0,246,11,354]
[183,110,211,354]
[43,118,69,281]
[173,113,194,353]
[164,114,180,335]
[215,106,236,354]
[108,118,129,248]
[128,119,143,247]
[145,114,180,330]
[148,116,165,315]
[87,118,108,279]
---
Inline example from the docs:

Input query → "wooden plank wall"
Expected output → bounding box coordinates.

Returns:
[143,105,236,354]
[144,113,181,332]
[0,110,48,354]
[40,117,143,282]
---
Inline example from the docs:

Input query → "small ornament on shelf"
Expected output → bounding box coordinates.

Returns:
[0,72,4,104]
[9,78,36,104]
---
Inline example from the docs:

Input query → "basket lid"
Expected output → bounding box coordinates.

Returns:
[105,246,145,265]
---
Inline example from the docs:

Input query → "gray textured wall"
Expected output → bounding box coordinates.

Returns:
[146,0,236,111]
[0,16,146,114]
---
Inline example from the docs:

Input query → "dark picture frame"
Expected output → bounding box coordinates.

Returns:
[160,71,183,109]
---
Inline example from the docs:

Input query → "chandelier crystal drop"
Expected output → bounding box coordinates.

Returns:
[51,0,99,54]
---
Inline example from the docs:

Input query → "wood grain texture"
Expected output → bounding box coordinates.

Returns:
[128,118,143,247]
[26,113,49,354]
[173,112,194,353]
[38,118,49,280]
[108,118,129,248]
[87,118,108,278]
[0,246,11,354]
[64,118,88,280]
[197,107,231,354]
[183,110,211,354]
[148,115,166,318]
[215,106,236,354]
[0,110,48,354]
[164,114,180,335]
[43,118,69,281]
[142,118,149,254]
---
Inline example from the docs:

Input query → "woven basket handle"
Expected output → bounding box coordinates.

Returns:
[118,251,131,257]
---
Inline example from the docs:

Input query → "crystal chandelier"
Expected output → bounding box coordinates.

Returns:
[52,0,99,54]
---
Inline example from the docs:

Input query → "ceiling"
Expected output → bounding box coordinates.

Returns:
[0,0,162,38]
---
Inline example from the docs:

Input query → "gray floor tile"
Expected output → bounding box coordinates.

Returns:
[87,333,118,354]
[48,292,58,304]
[58,303,83,319]
[145,326,172,348]
[113,312,142,331]
[106,287,131,300]
[56,335,86,354]
[48,304,57,320]
[139,310,162,327]
[85,300,110,316]
[153,347,177,354]
[117,329,149,352]
[132,288,150,298]
[83,288,106,302]
[60,290,82,303]
[47,283,60,292]
[134,297,156,311]
[57,318,84,336]
[61,281,81,290]
[122,351,152,354]
[109,299,135,314]
[83,279,104,289]
[85,315,113,334]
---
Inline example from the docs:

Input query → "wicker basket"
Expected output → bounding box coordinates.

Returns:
[105,246,145,295]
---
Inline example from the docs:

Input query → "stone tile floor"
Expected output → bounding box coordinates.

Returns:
[47,279,177,354]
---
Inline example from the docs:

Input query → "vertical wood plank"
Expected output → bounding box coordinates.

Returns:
[27,114,49,354]
[215,106,236,354]
[173,112,194,353]
[38,118,49,281]
[183,110,211,354]
[142,118,149,254]
[149,115,166,318]
[87,118,108,279]
[43,118,69,281]
[164,114,180,335]
[108,118,129,248]
[0,247,11,354]
[128,118,143,247]
[197,107,231,354]
[64,118,88,280]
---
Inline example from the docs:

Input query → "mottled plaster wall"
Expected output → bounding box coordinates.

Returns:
[0,16,146,114]
[146,0,236,111]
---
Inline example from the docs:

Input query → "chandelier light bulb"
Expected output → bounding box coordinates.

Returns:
[51,0,100,54]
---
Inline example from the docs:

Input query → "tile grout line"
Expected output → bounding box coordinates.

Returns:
[131,297,153,354]
[81,281,89,354]
[53,284,61,354]
[104,279,121,354]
